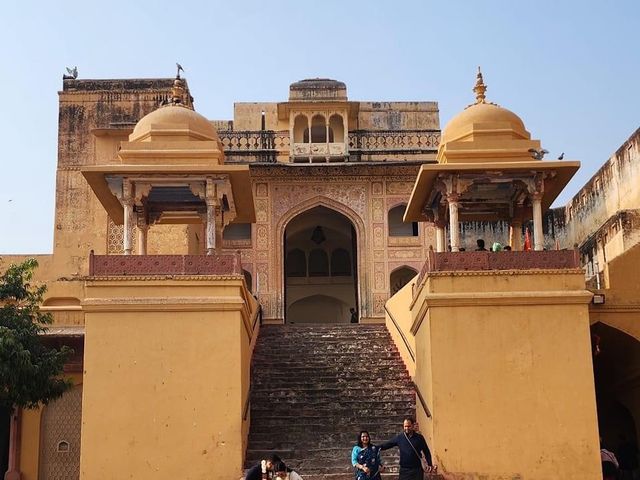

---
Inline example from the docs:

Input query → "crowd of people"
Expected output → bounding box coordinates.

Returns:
[244,418,436,480]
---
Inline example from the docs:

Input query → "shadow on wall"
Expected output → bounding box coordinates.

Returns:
[287,294,350,323]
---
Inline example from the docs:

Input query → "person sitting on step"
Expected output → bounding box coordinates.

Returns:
[244,454,283,480]
[273,460,303,480]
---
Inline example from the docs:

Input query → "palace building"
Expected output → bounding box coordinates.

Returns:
[1,71,640,479]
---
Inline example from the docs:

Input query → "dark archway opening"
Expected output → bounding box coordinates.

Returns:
[592,322,640,474]
[284,206,357,323]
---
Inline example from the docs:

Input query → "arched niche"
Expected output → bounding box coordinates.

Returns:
[389,204,418,237]
[390,266,418,296]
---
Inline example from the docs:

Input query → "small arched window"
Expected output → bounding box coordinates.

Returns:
[331,249,351,276]
[390,266,418,296]
[388,204,418,237]
[308,249,329,277]
[286,249,307,277]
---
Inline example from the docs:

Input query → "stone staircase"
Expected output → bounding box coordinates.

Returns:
[245,324,416,480]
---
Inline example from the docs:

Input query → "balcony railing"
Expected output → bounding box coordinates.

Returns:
[349,129,440,153]
[416,250,581,288]
[89,252,243,276]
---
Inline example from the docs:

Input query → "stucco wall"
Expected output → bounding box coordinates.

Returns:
[392,269,600,479]
[80,278,257,480]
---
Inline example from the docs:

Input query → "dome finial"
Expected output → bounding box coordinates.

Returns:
[473,66,487,104]
[171,77,185,105]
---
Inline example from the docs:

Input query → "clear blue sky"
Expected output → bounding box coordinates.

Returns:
[1,0,639,253]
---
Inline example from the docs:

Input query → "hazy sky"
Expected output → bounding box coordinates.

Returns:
[1,0,639,253]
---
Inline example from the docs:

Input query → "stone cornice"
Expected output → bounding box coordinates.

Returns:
[82,295,247,312]
[425,268,585,277]
[249,162,426,178]
[83,274,244,282]
[411,290,593,335]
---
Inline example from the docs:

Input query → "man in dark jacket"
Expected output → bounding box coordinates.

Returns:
[379,418,435,480]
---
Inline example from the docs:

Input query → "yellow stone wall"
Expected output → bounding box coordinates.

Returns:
[80,278,257,480]
[388,269,601,479]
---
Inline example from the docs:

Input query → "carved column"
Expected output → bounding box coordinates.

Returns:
[509,221,522,251]
[122,179,134,255]
[447,194,461,252]
[137,213,149,256]
[435,224,446,253]
[532,193,544,251]
[307,114,312,149]
[205,178,219,255]
[342,113,349,157]
[325,119,330,161]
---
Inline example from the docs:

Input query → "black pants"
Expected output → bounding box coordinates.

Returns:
[398,466,423,480]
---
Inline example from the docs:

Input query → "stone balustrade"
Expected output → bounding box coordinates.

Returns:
[89,253,243,276]
[416,249,581,288]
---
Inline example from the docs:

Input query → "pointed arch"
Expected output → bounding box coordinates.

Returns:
[276,196,367,320]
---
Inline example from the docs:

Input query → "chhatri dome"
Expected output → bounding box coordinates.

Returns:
[130,77,219,143]
[438,68,534,163]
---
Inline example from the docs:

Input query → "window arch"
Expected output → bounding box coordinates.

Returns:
[388,204,418,237]
[293,114,307,143]
[308,248,329,276]
[286,249,307,277]
[390,266,418,295]
[310,115,328,143]
[329,114,344,142]
[331,248,351,276]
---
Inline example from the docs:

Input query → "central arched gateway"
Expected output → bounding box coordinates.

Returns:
[284,206,358,323]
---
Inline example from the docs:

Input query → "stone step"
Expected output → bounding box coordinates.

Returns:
[248,422,406,435]
[246,324,415,476]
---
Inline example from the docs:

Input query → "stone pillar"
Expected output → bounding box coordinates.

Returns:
[205,178,219,255]
[435,223,446,253]
[447,194,460,252]
[122,180,134,255]
[532,194,544,251]
[342,114,349,157]
[510,221,522,251]
[325,120,330,161]
[137,216,149,256]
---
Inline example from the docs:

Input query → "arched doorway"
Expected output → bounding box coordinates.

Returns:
[284,206,357,323]
[592,322,640,470]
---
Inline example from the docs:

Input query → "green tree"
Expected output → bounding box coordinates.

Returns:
[0,259,72,412]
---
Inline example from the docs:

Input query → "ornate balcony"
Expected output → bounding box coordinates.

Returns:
[89,252,243,276]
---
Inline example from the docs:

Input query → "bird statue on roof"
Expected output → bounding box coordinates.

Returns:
[558,152,565,160]
[528,148,549,160]
[63,66,78,80]
[176,63,185,79]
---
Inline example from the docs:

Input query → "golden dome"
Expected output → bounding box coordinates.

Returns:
[441,101,529,143]
[440,68,530,144]
[130,104,218,143]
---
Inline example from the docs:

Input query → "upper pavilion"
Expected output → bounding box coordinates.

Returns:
[404,68,580,252]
